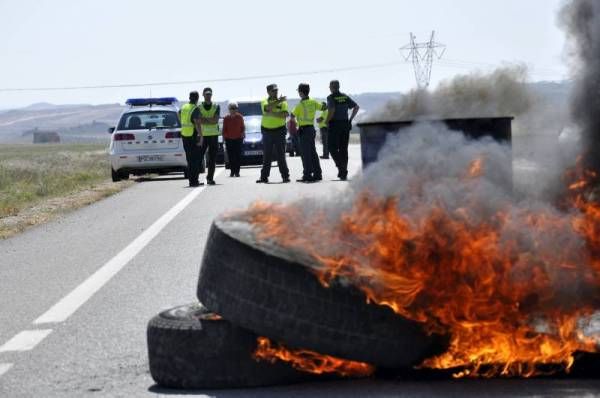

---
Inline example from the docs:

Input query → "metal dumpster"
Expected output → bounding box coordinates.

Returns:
[357,117,513,167]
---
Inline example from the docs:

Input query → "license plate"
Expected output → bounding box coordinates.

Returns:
[244,150,262,156]
[138,155,164,162]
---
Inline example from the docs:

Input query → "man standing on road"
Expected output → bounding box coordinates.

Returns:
[180,91,203,187]
[291,83,325,183]
[257,84,290,184]
[316,103,329,159]
[198,87,221,186]
[326,80,360,181]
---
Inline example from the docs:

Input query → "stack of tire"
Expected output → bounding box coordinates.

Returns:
[147,219,447,390]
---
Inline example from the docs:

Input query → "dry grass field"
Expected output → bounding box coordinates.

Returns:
[0,143,131,238]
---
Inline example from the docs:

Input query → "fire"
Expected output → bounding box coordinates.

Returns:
[467,157,484,179]
[253,337,375,377]
[242,159,600,378]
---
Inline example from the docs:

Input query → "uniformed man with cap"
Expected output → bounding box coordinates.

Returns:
[198,87,221,185]
[291,83,326,182]
[179,91,203,187]
[326,80,360,181]
[257,84,290,184]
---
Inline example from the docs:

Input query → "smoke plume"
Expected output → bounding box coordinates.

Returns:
[222,124,590,309]
[560,0,600,177]
[366,66,533,122]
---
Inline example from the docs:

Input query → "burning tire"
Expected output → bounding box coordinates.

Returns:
[147,303,311,389]
[197,221,446,368]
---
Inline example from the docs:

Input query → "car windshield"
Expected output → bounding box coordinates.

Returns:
[237,102,262,116]
[118,111,180,130]
[244,117,262,133]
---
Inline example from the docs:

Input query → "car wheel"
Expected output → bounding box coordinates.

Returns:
[119,171,129,180]
[197,220,448,369]
[111,168,121,182]
[225,162,230,170]
[183,169,189,180]
[147,303,315,389]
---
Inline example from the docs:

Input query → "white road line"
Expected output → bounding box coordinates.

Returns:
[34,173,222,325]
[0,330,53,352]
[0,363,13,377]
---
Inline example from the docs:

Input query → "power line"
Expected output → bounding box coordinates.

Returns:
[0,57,566,94]
[400,31,446,89]
[0,62,406,93]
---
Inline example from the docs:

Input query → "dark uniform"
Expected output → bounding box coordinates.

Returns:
[197,102,221,184]
[327,92,358,180]
[292,95,324,182]
[258,88,290,183]
[180,101,202,186]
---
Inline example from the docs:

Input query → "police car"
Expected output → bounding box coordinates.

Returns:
[108,97,187,182]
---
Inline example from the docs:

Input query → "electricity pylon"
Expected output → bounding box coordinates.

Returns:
[401,31,446,89]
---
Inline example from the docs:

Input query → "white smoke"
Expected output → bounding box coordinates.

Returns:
[361,66,573,201]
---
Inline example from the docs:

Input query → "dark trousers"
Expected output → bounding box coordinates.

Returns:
[298,126,322,179]
[225,138,243,175]
[199,135,219,181]
[291,134,301,156]
[328,120,351,177]
[320,127,329,157]
[182,136,201,185]
[260,127,289,180]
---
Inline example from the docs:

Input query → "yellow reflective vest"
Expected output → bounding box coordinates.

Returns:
[261,98,288,129]
[318,109,329,129]
[292,98,324,127]
[180,103,197,137]
[199,102,220,136]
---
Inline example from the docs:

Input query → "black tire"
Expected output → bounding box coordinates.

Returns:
[183,169,189,180]
[111,168,121,182]
[119,171,129,180]
[225,162,230,170]
[197,221,447,369]
[147,303,313,389]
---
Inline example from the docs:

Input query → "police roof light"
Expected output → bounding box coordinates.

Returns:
[125,97,179,106]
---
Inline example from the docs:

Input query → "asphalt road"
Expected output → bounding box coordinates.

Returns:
[1,145,600,397]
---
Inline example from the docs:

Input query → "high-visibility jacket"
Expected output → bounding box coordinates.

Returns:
[292,98,325,127]
[318,109,329,129]
[180,103,198,137]
[199,102,220,136]
[261,98,288,129]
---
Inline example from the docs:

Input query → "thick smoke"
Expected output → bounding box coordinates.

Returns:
[366,66,533,122]
[221,124,590,309]
[560,0,600,177]
[363,65,574,200]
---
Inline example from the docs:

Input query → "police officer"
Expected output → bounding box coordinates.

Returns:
[198,87,221,185]
[291,83,325,183]
[257,84,291,184]
[326,80,360,181]
[316,104,329,159]
[180,91,203,187]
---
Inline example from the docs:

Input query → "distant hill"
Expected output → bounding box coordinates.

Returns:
[0,82,571,143]
[0,103,124,143]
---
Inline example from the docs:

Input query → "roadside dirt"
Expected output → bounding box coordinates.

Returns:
[0,180,133,239]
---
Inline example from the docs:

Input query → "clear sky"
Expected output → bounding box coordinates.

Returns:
[0,0,568,109]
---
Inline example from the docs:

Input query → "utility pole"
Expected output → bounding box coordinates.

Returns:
[401,31,446,89]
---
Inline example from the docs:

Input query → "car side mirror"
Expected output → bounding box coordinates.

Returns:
[108,127,115,134]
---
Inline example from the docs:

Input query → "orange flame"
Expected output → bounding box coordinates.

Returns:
[253,337,375,377]
[467,157,484,179]
[243,160,600,378]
